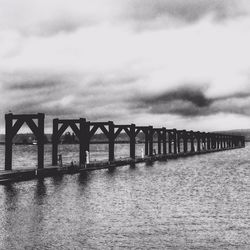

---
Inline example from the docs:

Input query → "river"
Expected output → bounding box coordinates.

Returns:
[0,144,249,249]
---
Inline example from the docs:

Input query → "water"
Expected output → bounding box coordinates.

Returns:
[0,144,250,249]
[0,143,153,170]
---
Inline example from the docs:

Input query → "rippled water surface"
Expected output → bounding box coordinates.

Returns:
[0,144,250,249]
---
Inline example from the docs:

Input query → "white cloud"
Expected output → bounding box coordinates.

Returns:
[0,0,250,132]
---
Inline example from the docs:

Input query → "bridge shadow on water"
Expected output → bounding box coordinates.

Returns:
[35,178,47,199]
[51,174,64,186]
[3,182,18,201]
[77,171,91,185]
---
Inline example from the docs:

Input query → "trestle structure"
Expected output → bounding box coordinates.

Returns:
[5,113,45,170]
[4,113,246,169]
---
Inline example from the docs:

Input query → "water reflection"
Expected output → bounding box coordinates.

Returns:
[34,178,47,203]
[130,162,136,169]
[52,174,64,186]
[145,160,154,167]
[1,183,20,249]
[78,171,90,185]
[107,166,116,174]
[3,182,19,202]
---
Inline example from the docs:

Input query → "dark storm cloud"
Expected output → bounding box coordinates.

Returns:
[0,72,137,125]
[135,85,250,117]
[125,0,244,27]
[0,74,76,115]
[6,80,62,91]
[142,86,212,107]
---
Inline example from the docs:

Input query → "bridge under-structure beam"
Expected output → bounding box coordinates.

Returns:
[135,126,150,156]
[88,121,115,162]
[114,123,137,160]
[5,113,45,170]
[52,118,89,166]
[167,129,177,154]
[152,128,164,155]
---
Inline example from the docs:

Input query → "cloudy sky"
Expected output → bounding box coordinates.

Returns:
[1,0,250,133]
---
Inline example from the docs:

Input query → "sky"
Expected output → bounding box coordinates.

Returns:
[0,0,250,133]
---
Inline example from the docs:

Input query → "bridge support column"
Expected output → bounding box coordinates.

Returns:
[173,129,177,154]
[149,126,153,156]
[37,113,45,169]
[80,119,89,165]
[130,124,136,159]
[162,128,166,155]
[214,135,217,149]
[144,130,149,156]
[207,133,211,150]
[202,133,206,151]
[210,135,214,149]
[109,121,115,162]
[242,137,245,147]
[197,133,201,152]
[5,114,13,170]
[177,131,180,153]
[235,136,238,147]
[157,130,161,155]
[190,131,194,152]
[52,119,59,166]
[217,135,221,149]
[183,130,188,153]
[168,132,172,154]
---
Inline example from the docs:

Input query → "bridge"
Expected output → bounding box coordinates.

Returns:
[0,113,245,183]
